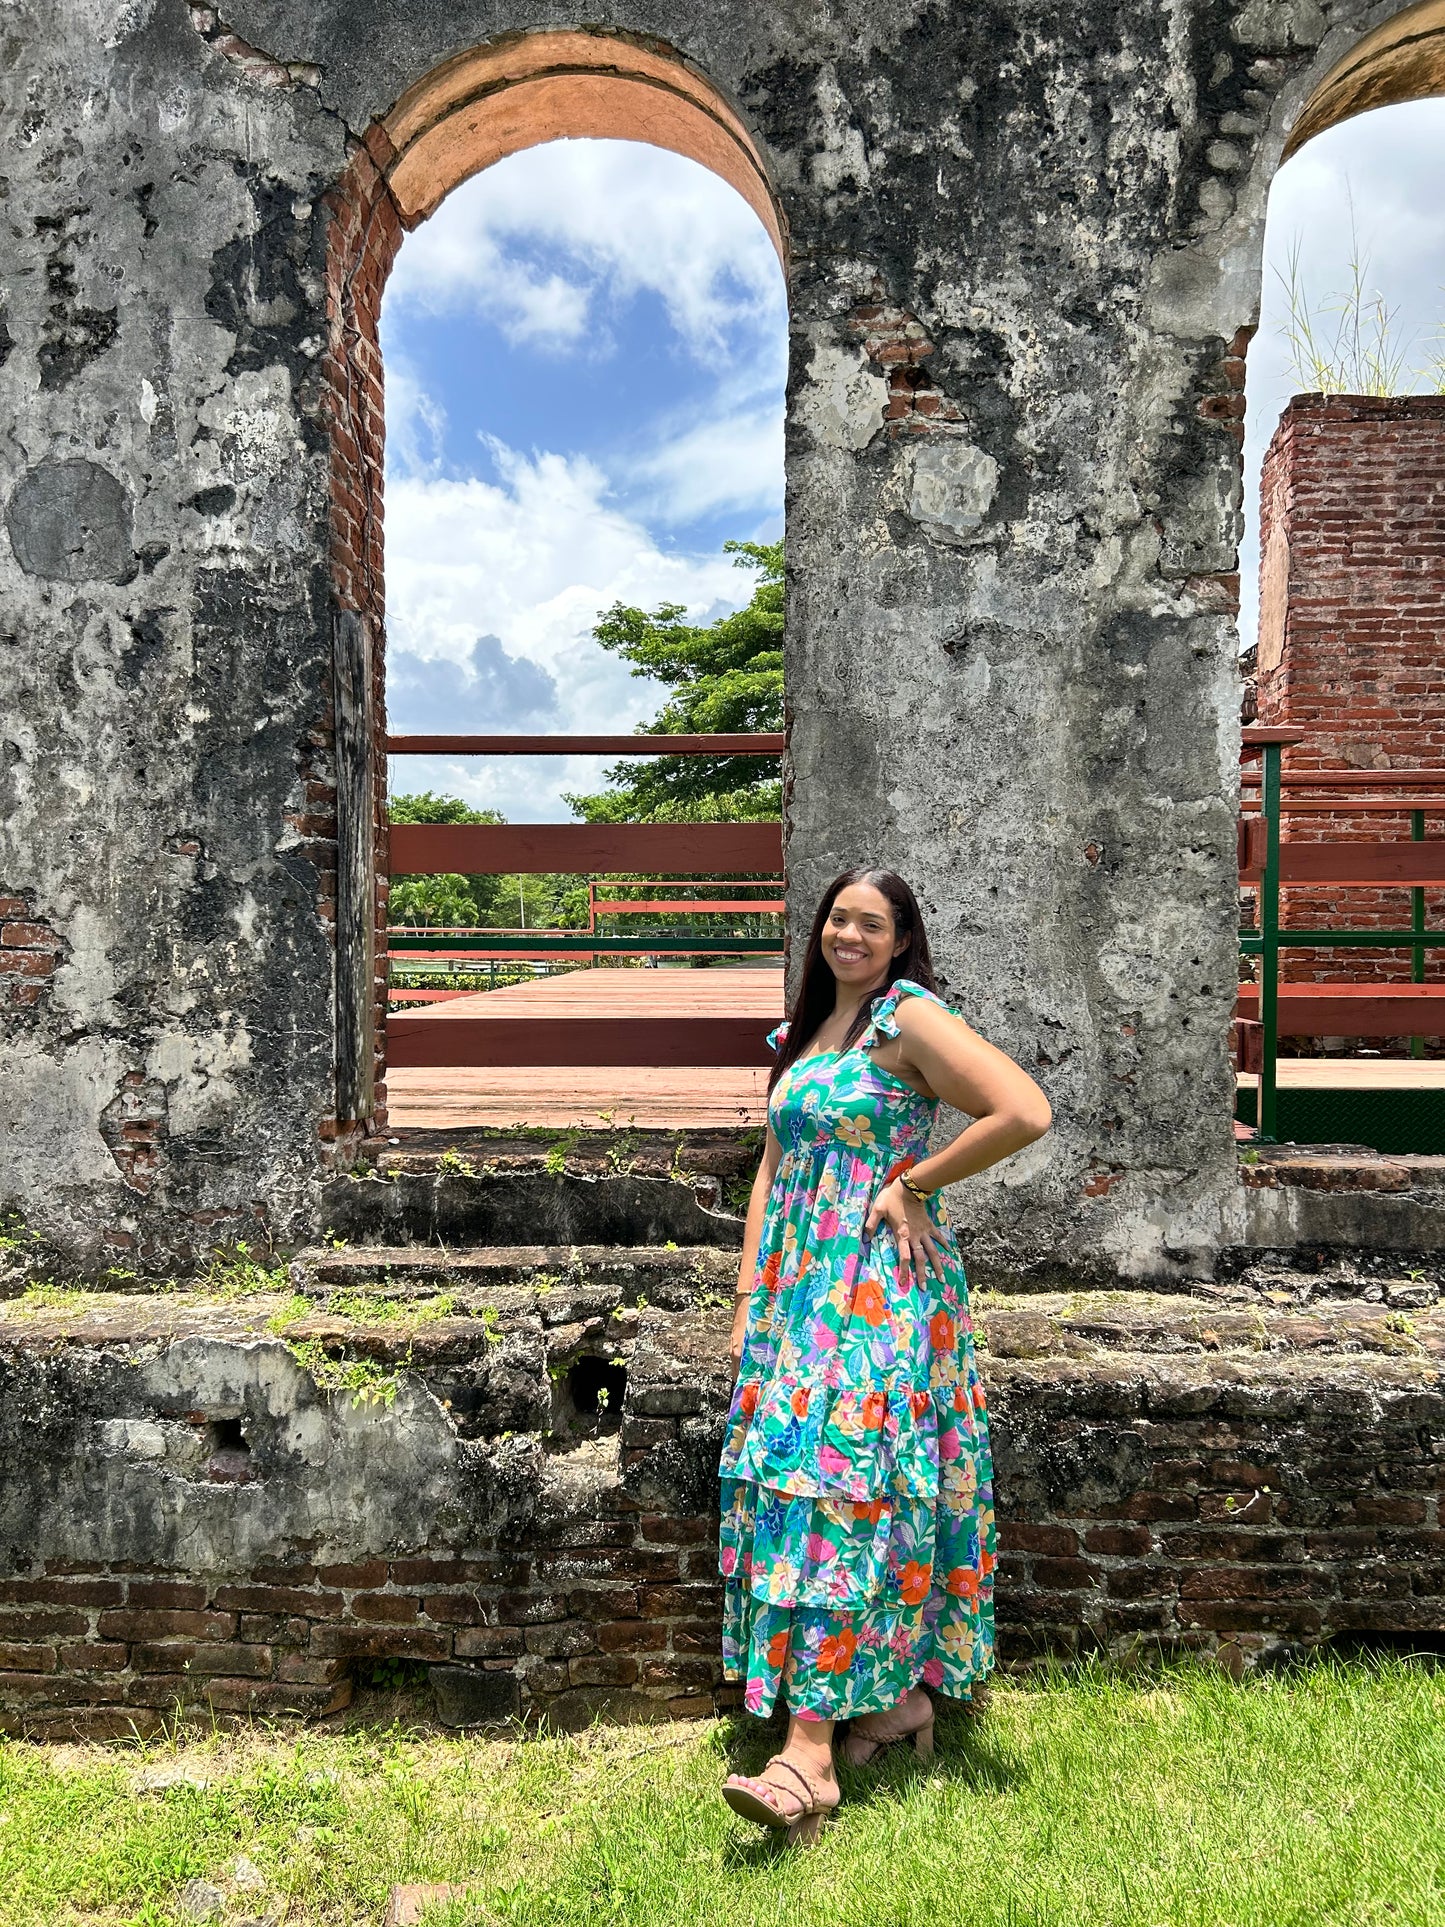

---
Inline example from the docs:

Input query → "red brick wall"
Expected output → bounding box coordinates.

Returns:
[0,1509,724,1740]
[0,892,66,1012]
[6,1375,1441,1738]
[1255,395,1445,988]
[318,127,404,1137]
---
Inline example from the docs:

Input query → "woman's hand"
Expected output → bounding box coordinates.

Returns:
[729,1293,751,1380]
[865,1177,945,1289]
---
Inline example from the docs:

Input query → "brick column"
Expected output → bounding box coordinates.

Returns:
[1255,395,1445,985]
[320,128,405,1138]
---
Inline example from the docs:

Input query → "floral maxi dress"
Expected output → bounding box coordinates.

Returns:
[718,979,997,1722]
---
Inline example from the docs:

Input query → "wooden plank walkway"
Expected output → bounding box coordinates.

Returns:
[1238,1059,1445,1092]
[396,967,784,1020]
[386,965,782,1131]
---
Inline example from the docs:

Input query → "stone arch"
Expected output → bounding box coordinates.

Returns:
[1219,1,1445,1141]
[319,29,787,1129]
[1287,0,1445,156]
[1234,0,1445,646]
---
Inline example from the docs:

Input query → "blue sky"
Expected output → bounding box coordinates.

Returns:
[380,138,786,821]
[381,112,1445,817]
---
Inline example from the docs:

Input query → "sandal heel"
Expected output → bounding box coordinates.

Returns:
[787,1809,828,1848]
[913,1718,935,1762]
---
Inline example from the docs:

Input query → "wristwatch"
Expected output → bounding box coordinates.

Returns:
[899,1168,933,1203]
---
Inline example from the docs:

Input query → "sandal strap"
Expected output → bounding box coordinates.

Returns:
[763,1754,823,1811]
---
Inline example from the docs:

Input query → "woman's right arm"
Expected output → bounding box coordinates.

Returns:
[729,1127,782,1379]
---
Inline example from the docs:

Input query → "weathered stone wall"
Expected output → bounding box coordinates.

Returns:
[0,2,348,1276]
[4,1226,1443,1738]
[0,0,1434,1283]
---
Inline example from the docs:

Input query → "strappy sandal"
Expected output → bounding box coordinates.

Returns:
[721,1752,840,1846]
[840,1689,935,1767]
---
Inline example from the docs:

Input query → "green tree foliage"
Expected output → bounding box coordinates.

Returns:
[565,540,783,825]
[388,873,479,929]
[389,793,502,828]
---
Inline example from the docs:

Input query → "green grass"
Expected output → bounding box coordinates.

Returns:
[282,1341,407,1410]
[0,1663,1441,1925]
[2,1283,93,1317]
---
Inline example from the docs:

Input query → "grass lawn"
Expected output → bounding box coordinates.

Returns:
[0,1662,1441,1926]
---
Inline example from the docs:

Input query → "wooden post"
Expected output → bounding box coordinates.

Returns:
[333,610,376,1122]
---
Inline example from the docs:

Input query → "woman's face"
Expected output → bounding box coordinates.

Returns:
[821,882,906,991]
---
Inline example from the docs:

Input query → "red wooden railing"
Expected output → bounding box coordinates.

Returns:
[388,733,785,756]
[385,733,784,1071]
[388,820,781,876]
[386,1012,778,1069]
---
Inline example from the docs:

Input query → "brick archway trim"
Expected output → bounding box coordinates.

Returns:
[382,29,785,261]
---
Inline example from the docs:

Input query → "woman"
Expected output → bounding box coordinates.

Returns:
[718,868,1052,1845]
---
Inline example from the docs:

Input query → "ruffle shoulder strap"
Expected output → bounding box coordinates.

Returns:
[861,978,951,1049]
[766,1019,790,1053]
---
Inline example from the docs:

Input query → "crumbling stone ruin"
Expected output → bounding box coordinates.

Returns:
[5,1138,1445,1734]
[4,1,1445,1733]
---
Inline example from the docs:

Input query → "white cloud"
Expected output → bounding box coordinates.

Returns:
[620,402,785,524]
[1242,99,1445,645]
[384,138,785,357]
[384,441,750,819]
[389,633,559,735]
[391,225,591,348]
[385,352,448,480]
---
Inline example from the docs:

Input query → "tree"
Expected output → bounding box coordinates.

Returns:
[388,791,505,929]
[390,791,506,830]
[388,872,481,929]
[565,540,783,824]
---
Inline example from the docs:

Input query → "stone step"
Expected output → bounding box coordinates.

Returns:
[318,1168,744,1251]
[6,1278,1441,1366]
[288,1243,737,1323]
[979,1289,1445,1360]
[371,1126,758,1187]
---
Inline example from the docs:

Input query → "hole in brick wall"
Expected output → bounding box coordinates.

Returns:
[567,1355,627,1420]
[548,1353,628,1446]
[1324,1629,1445,1668]
[204,1415,257,1485]
[357,1656,432,1692]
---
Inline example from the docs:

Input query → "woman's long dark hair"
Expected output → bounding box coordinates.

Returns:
[768,869,938,1091]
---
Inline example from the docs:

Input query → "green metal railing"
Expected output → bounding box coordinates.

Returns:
[1239,729,1445,1141]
